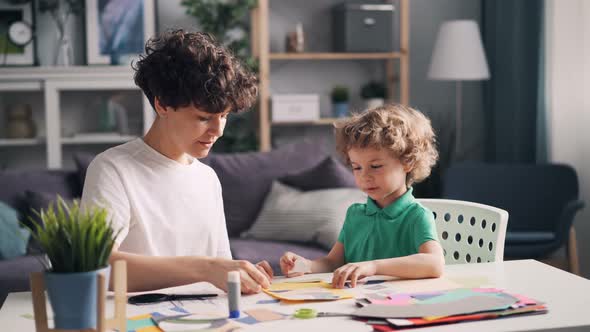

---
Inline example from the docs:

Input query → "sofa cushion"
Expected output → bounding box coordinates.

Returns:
[201,141,329,236]
[0,201,30,260]
[278,156,356,191]
[230,238,328,275]
[0,170,80,223]
[242,181,366,250]
[0,254,46,306]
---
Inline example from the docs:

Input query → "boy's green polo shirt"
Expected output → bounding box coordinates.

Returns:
[337,187,438,263]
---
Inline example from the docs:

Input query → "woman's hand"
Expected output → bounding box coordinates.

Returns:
[332,261,377,288]
[206,258,273,294]
[279,251,309,277]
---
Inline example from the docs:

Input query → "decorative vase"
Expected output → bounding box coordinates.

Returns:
[333,102,349,118]
[364,98,385,110]
[55,35,73,66]
[6,104,36,139]
[51,6,73,66]
[44,266,110,330]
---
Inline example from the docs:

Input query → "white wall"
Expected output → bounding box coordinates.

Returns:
[545,0,590,277]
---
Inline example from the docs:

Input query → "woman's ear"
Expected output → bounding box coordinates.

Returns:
[154,97,170,118]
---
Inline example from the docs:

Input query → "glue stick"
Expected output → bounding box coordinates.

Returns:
[227,271,241,318]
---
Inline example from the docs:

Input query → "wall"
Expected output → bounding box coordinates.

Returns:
[545,0,590,277]
[156,0,484,158]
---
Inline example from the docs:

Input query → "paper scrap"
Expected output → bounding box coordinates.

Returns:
[235,315,259,325]
[291,259,311,274]
[244,308,285,322]
[365,285,388,291]
[257,299,281,304]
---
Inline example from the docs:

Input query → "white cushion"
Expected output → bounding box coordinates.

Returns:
[242,181,366,250]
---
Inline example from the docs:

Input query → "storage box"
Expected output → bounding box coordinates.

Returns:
[333,2,399,52]
[272,94,320,123]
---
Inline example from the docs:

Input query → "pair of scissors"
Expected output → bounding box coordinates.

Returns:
[128,293,218,305]
[293,308,351,319]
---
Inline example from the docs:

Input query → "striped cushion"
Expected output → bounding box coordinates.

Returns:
[242,181,366,250]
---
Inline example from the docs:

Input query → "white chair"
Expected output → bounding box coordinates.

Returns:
[417,199,508,264]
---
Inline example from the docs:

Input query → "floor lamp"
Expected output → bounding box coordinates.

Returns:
[428,20,490,159]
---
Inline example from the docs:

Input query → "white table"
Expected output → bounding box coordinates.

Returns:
[1,260,590,332]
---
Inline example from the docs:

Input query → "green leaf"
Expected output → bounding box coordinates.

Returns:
[25,198,117,273]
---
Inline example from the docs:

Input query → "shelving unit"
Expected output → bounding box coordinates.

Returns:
[0,138,43,146]
[272,117,345,126]
[269,52,403,60]
[0,66,153,170]
[251,0,410,151]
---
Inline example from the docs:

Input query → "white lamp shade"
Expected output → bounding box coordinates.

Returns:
[428,20,490,81]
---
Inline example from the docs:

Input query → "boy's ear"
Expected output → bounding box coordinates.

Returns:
[402,161,414,173]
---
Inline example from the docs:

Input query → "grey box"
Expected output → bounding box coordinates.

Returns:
[333,2,400,52]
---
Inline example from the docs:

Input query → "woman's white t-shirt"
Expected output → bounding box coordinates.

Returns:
[80,138,232,259]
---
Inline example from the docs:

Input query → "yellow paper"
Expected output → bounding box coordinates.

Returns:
[267,281,328,291]
[264,281,353,301]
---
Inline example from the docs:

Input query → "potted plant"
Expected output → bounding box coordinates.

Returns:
[360,81,387,109]
[331,85,350,118]
[27,198,119,330]
[182,0,259,152]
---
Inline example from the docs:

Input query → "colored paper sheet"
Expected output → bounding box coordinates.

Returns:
[127,313,161,332]
[264,281,353,301]
[353,294,518,318]
[244,308,286,322]
[256,299,281,304]
[291,259,311,274]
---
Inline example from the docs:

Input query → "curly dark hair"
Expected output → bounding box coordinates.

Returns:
[133,29,258,114]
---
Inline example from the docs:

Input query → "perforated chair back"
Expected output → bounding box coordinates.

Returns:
[417,199,508,264]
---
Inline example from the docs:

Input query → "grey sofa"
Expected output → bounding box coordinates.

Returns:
[0,141,336,306]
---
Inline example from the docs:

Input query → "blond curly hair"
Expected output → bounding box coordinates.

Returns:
[334,104,438,186]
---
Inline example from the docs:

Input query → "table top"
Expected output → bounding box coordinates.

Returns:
[1,260,590,332]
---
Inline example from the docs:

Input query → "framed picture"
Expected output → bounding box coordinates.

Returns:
[0,1,35,66]
[85,0,155,65]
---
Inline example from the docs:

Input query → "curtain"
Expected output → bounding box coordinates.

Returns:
[482,0,544,162]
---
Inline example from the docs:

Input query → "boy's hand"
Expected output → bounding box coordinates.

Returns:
[280,251,309,277]
[332,261,377,288]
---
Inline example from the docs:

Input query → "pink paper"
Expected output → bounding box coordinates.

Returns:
[513,294,537,306]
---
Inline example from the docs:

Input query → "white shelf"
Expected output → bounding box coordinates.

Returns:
[0,66,135,81]
[61,134,138,145]
[0,138,44,146]
[272,117,350,126]
[0,65,153,169]
[269,52,404,60]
